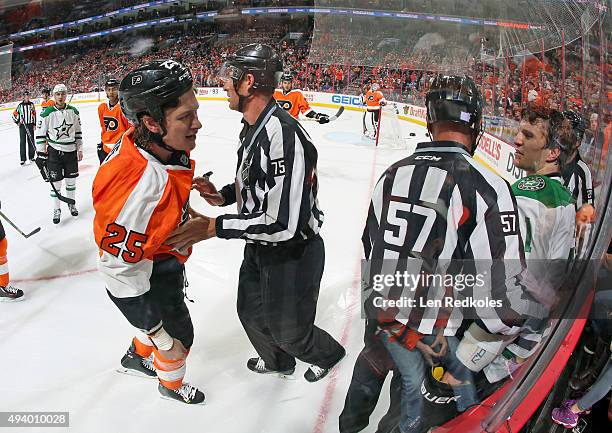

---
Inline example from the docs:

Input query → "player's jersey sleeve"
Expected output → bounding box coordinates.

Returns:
[296,91,312,116]
[73,107,82,150]
[35,106,51,152]
[98,103,105,132]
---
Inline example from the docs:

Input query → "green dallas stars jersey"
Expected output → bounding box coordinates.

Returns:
[35,104,82,153]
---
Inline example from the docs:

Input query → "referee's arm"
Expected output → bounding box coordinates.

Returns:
[469,180,530,336]
[215,121,304,243]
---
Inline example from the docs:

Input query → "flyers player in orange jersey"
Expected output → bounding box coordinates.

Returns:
[92,60,205,405]
[40,88,54,108]
[0,216,24,302]
[274,72,330,123]
[362,82,387,139]
[97,79,130,164]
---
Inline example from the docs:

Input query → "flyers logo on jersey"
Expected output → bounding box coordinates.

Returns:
[277,100,293,112]
[104,116,119,131]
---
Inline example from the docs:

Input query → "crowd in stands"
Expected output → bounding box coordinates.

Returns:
[1,17,609,146]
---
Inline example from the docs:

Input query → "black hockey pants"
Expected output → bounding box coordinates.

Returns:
[237,235,344,371]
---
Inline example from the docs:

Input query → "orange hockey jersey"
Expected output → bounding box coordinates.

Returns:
[364,90,386,110]
[92,128,195,300]
[98,102,131,153]
[40,99,54,108]
[273,89,313,119]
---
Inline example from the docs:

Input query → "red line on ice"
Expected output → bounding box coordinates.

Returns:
[312,145,382,433]
[13,268,98,283]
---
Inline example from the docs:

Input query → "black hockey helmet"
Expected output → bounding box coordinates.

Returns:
[119,59,193,125]
[426,75,483,137]
[218,44,283,91]
[281,72,293,82]
[105,78,120,88]
[42,88,51,95]
[562,110,586,142]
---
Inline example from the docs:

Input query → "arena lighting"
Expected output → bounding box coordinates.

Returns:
[8,0,178,39]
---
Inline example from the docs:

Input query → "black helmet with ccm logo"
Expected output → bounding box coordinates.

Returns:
[119,59,193,125]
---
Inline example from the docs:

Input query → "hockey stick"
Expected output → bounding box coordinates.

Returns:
[303,106,345,123]
[0,210,41,238]
[328,106,345,121]
[23,125,76,205]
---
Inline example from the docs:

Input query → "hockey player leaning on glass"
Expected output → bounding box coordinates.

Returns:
[34,83,82,224]
[92,60,205,405]
[167,43,345,383]
[481,106,577,382]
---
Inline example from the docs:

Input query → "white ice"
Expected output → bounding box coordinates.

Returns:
[0,100,427,433]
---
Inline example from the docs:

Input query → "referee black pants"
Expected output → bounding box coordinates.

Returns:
[19,124,35,162]
[237,235,344,371]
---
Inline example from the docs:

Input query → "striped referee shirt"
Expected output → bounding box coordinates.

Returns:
[562,153,594,210]
[12,101,36,125]
[215,99,323,244]
[363,140,535,337]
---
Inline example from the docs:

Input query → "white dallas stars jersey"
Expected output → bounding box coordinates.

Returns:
[35,104,83,153]
[512,174,575,263]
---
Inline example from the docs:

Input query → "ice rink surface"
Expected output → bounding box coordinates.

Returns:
[0,100,427,433]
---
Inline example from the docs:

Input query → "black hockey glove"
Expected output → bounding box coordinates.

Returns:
[315,113,330,124]
[97,142,107,163]
[35,152,49,182]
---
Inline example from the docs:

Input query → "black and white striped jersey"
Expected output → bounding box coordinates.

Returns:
[562,153,594,210]
[363,140,531,337]
[12,101,36,125]
[215,99,323,244]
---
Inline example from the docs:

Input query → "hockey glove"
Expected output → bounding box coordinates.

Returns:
[315,113,330,124]
[34,152,49,182]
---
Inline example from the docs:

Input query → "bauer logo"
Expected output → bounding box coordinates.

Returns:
[131,75,143,86]
[331,94,362,107]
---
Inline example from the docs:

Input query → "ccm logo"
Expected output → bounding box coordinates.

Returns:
[331,95,362,106]
[414,155,441,161]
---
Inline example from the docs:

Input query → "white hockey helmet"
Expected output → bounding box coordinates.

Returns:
[53,83,67,94]
[371,83,380,91]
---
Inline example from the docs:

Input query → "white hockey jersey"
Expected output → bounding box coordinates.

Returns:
[35,104,82,153]
[512,174,575,264]
[483,174,576,373]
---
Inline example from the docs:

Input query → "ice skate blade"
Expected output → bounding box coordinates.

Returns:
[159,394,206,405]
[0,296,25,302]
[116,367,157,379]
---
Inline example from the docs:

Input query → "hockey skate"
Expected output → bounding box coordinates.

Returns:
[117,342,157,379]
[68,204,78,217]
[0,284,24,302]
[158,381,205,405]
[304,347,346,383]
[247,357,295,379]
[53,209,61,224]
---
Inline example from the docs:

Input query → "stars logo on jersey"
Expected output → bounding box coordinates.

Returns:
[516,176,546,192]
[54,119,73,139]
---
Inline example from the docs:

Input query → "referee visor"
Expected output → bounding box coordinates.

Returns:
[217,62,244,84]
